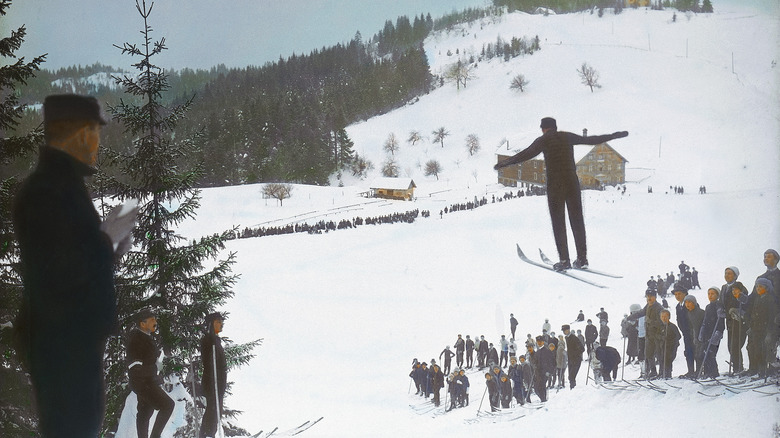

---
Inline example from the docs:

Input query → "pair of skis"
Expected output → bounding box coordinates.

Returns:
[516,245,621,288]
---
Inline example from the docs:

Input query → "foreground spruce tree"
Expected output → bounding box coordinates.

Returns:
[101,1,259,434]
[0,0,46,434]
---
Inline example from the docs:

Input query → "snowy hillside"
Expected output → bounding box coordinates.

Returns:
[124,5,779,438]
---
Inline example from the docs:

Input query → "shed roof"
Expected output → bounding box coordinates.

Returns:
[369,177,417,190]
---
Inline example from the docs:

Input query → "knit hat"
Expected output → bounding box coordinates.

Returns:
[725,266,740,279]
[756,278,774,294]
[765,249,780,261]
[683,295,698,305]
[540,117,557,130]
[645,288,657,297]
[629,303,641,313]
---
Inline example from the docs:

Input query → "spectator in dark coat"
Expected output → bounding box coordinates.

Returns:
[454,335,466,368]
[563,324,584,389]
[659,309,682,379]
[487,343,499,367]
[499,375,513,408]
[683,295,705,378]
[200,313,227,438]
[431,365,445,406]
[127,310,174,438]
[726,280,750,374]
[465,335,475,368]
[493,117,628,270]
[746,278,779,378]
[699,288,726,378]
[510,314,519,339]
[485,373,500,412]
[585,319,599,356]
[531,336,556,402]
[508,357,526,404]
[439,346,455,374]
[672,284,695,377]
[594,344,621,382]
[758,249,780,313]
[12,95,137,437]
[477,335,489,368]
[599,320,610,347]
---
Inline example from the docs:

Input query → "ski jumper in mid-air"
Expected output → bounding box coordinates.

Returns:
[494,117,628,271]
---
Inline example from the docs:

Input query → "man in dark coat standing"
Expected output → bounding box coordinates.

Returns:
[672,284,695,378]
[563,324,584,389]
[127,309,175,438]
[494,117,628,270]
[530,336,556,402]
[584,319,598,356]
[200,312,227,438]
[12,95,137,437]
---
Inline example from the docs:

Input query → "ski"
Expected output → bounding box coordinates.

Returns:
[516,245,607,288]
[538,249,623,278]
[290,417,323,436]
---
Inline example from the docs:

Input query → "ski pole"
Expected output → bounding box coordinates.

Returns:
[585,351,591,385]
[621,336,626,381]
[213,343,224,438]
[477,385,488,413]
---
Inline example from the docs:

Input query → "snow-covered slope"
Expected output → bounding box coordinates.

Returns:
[120,5,779,438]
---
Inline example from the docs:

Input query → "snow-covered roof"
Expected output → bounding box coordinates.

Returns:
[369,177,416,190]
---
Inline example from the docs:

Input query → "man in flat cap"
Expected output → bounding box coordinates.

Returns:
[494,117,628,271]
[127,308,174,438]
[13,94,137,436]
[200,312,227,438]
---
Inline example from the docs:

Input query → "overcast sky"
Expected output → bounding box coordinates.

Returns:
[3,0,490,71]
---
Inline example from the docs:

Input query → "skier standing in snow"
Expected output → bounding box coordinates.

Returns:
[758,249,780,312]
[487,343,499,367]
[508,357,525,404]
[745,278,779,378]
[555,335,568,389]
[724,278,749,374]
[499,375,513,408]
[457,368,470,407]
[11,95,137,437]
[672,285,696,378]
[127,309,175,438]
[682,295,705,378]
[596,307,609,324]
[627,289,665,379]
[200,312,227,438]
[699,287,726,378]
[493,117,628,271]
[659,309,681,379]
[562,325,584,389]
[484,373,499,412]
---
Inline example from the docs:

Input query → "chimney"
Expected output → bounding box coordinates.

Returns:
[582,128,588,137]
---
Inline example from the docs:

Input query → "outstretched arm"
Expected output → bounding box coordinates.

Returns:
[494,137,545,170]
[567,131,629,146]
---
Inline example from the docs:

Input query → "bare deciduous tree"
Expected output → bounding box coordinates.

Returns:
[262,183,293,206]
[383,132,399,155]
[407,130,423,146]
[424,159,442,180]
[432,127,450,148]
[465,134,481,156]
[381,158,399,177]
[510,73,529,92]
[444,60,475,90]
[577,62,601,92]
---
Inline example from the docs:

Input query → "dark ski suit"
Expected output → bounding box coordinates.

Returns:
[13,147,117,437]
[565,332,585,388]
[127,328,174,438]
[494,128,628,263]
[199,332,227,438]
[531,346,555,402]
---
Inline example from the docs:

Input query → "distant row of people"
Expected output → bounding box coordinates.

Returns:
[234,209,428,239]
